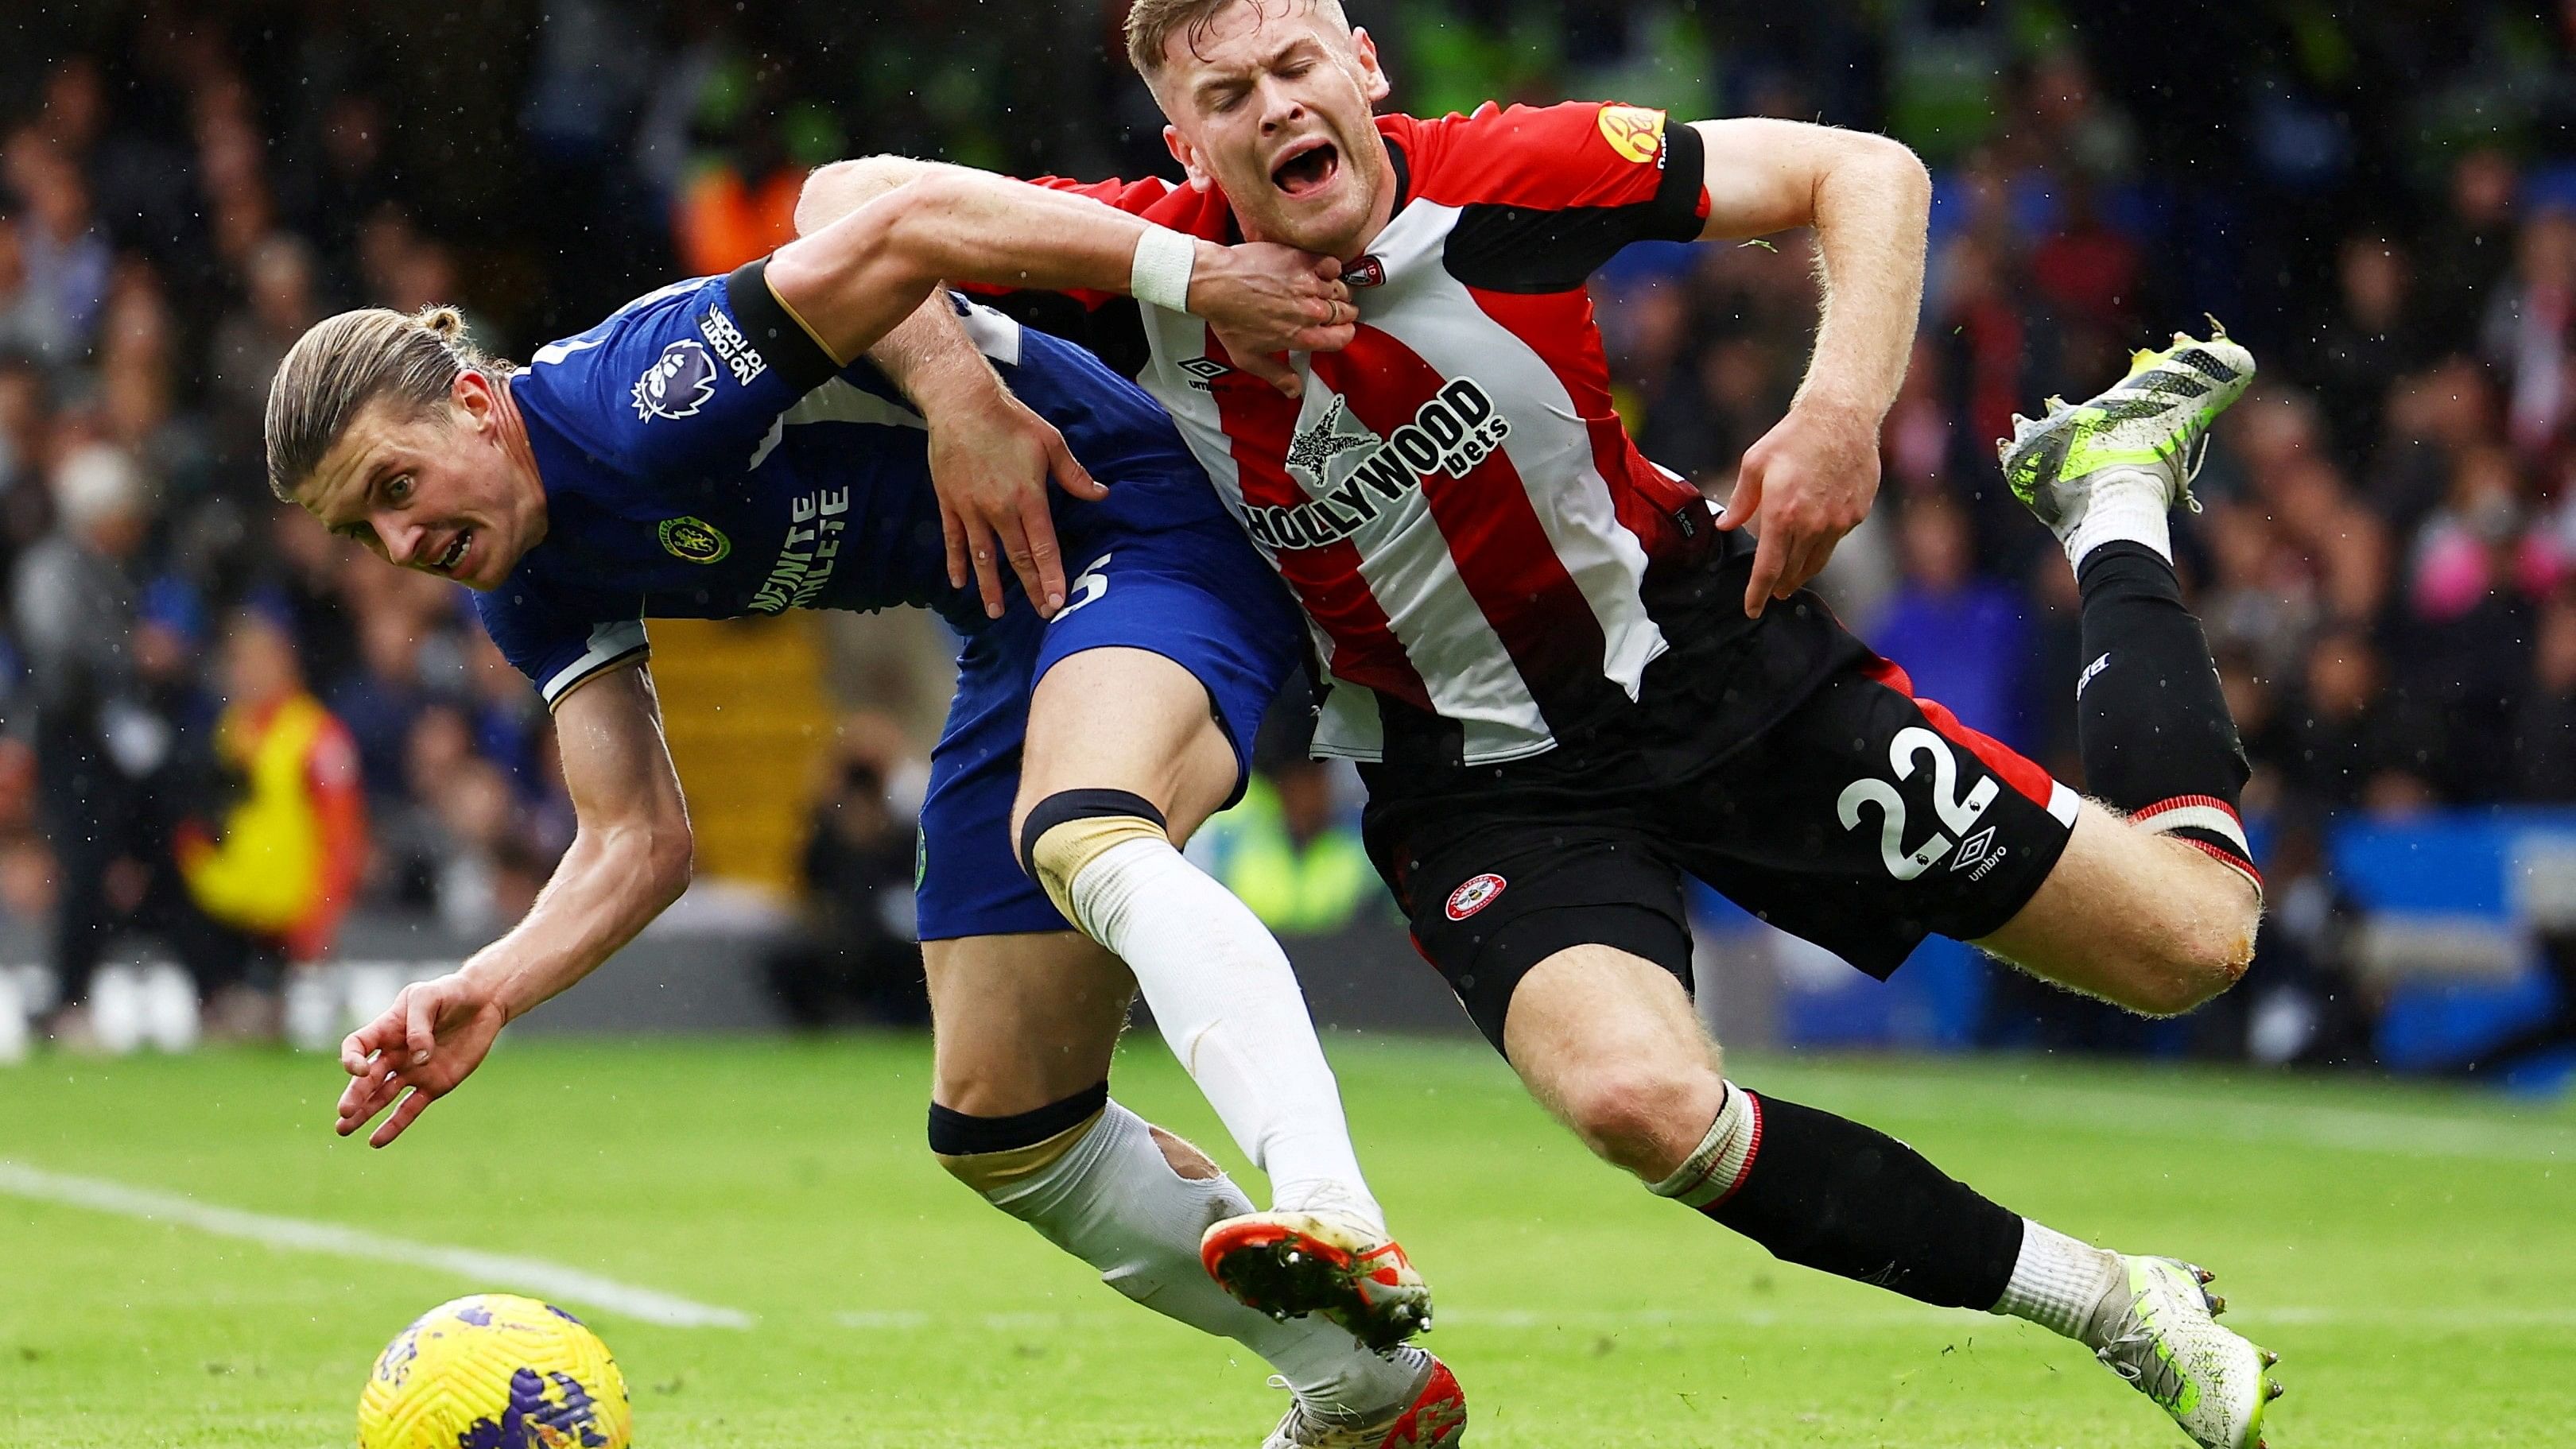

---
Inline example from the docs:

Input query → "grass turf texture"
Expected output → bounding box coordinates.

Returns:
[2,1035,2570,1447]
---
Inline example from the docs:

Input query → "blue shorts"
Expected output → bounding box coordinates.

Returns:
[914,507,1302,941]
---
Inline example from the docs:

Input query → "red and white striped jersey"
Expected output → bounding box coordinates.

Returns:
[1032,102,1717,764]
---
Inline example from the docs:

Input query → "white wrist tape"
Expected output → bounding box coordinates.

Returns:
[1129,227,1197,312]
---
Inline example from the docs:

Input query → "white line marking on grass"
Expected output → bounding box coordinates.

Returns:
[833,1304,2576,1333]
[0,1160,754,1329]
[1794,1073,2576,1164]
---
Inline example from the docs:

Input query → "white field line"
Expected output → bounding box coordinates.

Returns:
[836,1304,2576,1333]
[1775,1075,2576,1164]
[0,1160,754,1329]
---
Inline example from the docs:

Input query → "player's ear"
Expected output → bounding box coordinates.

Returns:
[1164,123,1215,192]
[1349,27,1391,105]
[451,369,497,431]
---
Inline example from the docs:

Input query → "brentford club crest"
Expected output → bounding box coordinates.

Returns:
[1445,873,1507,920]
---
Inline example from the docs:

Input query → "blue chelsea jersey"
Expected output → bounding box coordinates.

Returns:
[478,263,1218,707]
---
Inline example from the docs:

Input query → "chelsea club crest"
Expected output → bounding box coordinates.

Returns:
[658,515,730,564]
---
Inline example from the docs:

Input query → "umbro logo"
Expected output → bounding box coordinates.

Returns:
[1949,826,1998,874]
[1177,355,1234,392]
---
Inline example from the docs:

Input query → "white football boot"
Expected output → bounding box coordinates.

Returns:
[1999,323,2256,540]
[2086,1255,2283,1449]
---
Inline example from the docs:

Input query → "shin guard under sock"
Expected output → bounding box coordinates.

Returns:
[1696,1089,2025,1310]
[2074,541,2260,891]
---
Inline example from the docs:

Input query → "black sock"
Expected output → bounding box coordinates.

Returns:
[1702,1091,2023,1311]
[2074,541,2260,887]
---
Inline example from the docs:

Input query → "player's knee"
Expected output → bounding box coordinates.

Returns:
[1017,789,1171,931]
[926,1081,1111,1207]
[1557,1062,1725,1181]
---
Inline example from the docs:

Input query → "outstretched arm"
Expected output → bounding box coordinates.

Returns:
[768,162,1352,384]
[334,664,691,1146]
[1691,118,1932,616]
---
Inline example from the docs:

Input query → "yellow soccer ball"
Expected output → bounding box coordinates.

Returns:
[357,1293,632,1449]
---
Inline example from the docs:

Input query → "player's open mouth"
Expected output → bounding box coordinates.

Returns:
[1271,138,1340,200]
[434,529,471,575]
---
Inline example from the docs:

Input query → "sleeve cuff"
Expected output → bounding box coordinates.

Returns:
[541,620,650,708]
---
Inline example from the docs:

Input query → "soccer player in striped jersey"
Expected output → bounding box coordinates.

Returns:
[282,167,1465,1446]
[798,2,2284,1443]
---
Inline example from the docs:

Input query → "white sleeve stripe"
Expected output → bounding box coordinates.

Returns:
[2132,802,2248,854]
[2046,781,2082,828]
[540,620,650,705]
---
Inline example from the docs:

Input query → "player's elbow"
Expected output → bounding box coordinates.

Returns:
[645,823,695,910]
[1847,131,1930,207]
[795,154,929,237]
[605,807,694,911]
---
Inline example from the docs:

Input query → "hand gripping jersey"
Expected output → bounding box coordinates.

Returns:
[480,263,1234,705]
[1016,102,1741,766]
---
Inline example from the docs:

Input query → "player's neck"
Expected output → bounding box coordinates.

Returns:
[494,374,550,540]
[1347,155,1399,258]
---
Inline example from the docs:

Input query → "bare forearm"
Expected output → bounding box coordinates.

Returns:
[1795,141,1932,421]
[870,289,1005,413]
[782,156,1346,395]
[774,169,1182,375]
[881,169,1162,298]
[793,159,1003,409]
[457,824,687,1021]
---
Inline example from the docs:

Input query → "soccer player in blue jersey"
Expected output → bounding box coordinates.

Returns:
[272,169,1467,1443]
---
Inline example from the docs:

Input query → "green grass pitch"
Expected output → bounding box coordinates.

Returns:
[3,1033,2571,1447]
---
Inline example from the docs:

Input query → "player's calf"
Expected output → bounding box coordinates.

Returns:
[1506,943,2028,1308]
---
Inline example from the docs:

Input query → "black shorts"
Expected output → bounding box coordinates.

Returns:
[1360,570,2077,1053]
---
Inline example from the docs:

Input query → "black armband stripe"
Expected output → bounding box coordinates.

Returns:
[928,1080,1111,1156]
[1016,788,1169,881]
[724,258,843,394]
[1648,119,1709,242]
[1440,122,1715,295]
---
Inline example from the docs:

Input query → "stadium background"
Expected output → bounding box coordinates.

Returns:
[4,4,2576,1448]
[10,0,2576,1072]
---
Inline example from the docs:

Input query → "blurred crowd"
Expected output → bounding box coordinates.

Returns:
[2,1,2574,1057]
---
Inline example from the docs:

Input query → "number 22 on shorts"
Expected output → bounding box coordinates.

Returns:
[1836,726,1997,881]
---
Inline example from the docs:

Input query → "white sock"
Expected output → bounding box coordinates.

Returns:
[980,1102,1418,1416]
[1646,1081,1761,1208]
[1065,836,1383,1229]
[2061,466,2173,570]
[1991,1218,2124,1344]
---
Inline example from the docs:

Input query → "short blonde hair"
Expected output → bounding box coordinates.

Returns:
[1123,0,1346,78]
[262,304,504,502]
